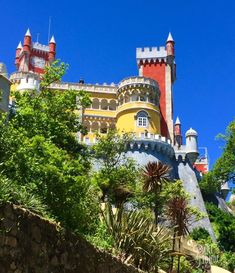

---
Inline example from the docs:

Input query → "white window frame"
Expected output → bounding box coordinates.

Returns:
[137,111,148,128]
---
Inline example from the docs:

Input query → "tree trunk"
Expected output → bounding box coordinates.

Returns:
[170,229,176,272]
[154,201,159,224]
[177,238,181,273]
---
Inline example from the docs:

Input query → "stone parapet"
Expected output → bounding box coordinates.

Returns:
[129,136,174,158]
[10,71,40,83]
[32,42,49,52]
[136,47,167,64]
[118,76,158,91]
[50,82,117,94]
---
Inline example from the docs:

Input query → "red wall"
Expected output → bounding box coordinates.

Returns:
[142,62,168,137]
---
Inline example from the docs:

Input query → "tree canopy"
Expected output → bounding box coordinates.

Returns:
[200,119,235,193]
[0,61,99,234]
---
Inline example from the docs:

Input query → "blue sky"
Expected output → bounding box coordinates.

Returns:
[1,0,235,167]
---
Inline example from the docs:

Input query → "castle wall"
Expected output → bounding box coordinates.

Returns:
[126,143,215,240]
[177,161,216,240]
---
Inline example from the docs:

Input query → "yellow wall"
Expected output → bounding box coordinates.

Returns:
[89,92,116,100]
[84,109,116,118]
[116,102,160,135]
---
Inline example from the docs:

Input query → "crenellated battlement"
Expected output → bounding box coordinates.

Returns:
[32,43,49,52]
[128,136,174,158]
[136,46,167,61]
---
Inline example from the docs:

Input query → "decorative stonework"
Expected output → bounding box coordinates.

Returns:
[32,42,49,52]
[50,82,117,94]
[136,47,167,64]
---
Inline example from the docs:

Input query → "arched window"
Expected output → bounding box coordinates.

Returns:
[109,100,117,111]
[101,99,108,110]
[91,121,99,132]
[137,111,148,128]
[83,121,91,134]
[92,98,99,109]
[100,122,108,134]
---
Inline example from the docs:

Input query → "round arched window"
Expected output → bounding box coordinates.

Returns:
[137,111,148,128]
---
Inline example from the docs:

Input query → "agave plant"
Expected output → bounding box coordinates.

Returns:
[142,161,171,223]
[101,203,171,272]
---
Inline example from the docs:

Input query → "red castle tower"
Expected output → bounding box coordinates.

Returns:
[174,116,182,147]
[136,32,176,141]
[14,29,56,76]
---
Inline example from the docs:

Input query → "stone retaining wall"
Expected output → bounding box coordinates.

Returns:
[0,202,141,273]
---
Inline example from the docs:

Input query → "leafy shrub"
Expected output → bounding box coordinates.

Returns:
[190,227,211,241]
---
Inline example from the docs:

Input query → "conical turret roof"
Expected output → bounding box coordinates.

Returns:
[17,41,22,49]
[166,32,174,42]
[175,116,181,125]
[25,28,31,36]
[49,35,56,44]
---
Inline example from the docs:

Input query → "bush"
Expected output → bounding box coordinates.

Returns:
[190,227,211,241]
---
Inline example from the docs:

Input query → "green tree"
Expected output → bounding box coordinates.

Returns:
[142,161,171,223]
[0,61,99,235]
[206,202,235,252]
[200,119,235,193]
[92,130,139,206]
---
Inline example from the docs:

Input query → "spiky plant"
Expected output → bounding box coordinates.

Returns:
[166,196,192,273]
[101,203,171,272]
[142,161,171,223]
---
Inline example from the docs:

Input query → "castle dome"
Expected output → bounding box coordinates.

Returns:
[185,127,198,137]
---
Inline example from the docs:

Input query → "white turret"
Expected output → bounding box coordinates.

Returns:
[185,128,199,164]
[221,182,230,200]
[16,76,40,92]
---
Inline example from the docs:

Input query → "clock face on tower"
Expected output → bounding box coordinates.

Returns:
[30,56,46,69]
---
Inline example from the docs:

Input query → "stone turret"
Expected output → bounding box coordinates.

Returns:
[221,182,230,200]
[23,29,32,54]
[174,116,182,147]
[15,42,22,69]
[49,36,56,63]
[166,32,175,59]
[185,128,199,164]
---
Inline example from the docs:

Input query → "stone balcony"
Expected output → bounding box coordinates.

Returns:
[118,76,159,91]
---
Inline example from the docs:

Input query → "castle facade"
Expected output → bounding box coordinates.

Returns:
[8,29,214,237]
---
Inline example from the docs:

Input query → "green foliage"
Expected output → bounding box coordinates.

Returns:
[216,252,235,272]
[92,129,132,169]
[85,221,114,251]
[0,60,99,235]
[190,227,211,242]
[101,203,171,271]
[0,172,49,216]
[12,89,90,154]
[200,119,235,194]
[199,171,221,194]
[206,202,235,252]
[92,130,139,205]
[40,60,69,90]
[141,161,171,224]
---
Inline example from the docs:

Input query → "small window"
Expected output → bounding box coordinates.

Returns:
[137,111,148,128]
